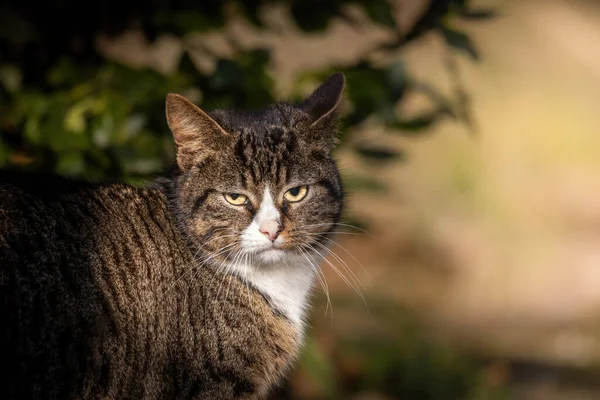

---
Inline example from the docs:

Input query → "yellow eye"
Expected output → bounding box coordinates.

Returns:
[224,193,248,206]
[284,185,308,202]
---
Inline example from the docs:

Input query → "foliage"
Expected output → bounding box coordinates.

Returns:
[0,0,493,183]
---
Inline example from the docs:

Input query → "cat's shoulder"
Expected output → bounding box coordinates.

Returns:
[0,169,171,237]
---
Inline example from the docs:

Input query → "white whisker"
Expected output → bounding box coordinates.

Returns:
[224,247,245,305]
[301,242,368,312]
[310,240,364,292]
[296,222,372,237]
[164,242,238,295]
[297,245,332,322]
[290,231,365,237]
[242,251,258,327]
[318,235,370,278]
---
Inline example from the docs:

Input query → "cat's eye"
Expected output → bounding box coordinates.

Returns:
[283,185,309,202]
[224,193,248,206]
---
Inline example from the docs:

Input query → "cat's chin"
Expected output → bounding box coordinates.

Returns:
[254,247,287,265]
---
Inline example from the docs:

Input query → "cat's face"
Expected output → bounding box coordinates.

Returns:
[166,74,345,268]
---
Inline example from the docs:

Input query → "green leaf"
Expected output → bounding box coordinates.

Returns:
[24,117,42,144]
[55,152,85,176]
[91,116,113,149]
[343,175,388,193]
[441,26,479,60]
[48,58,81,87]
[0,138,8,166]
[411,81,458,119]
[355,145,404,163]
[344,66,390,125]
[235,0,264,27]
[290,1,339,31]
[64,100,91,134]
[153,10,225,33]
[113,132,166,176]
[124,114,147,141]
[363,0,397,28]
[123,157,163,175]
[87,148,112,170]
[387,61,407,103]
[0,64,22,93]
[391,112,440,133]
[459,8,497,21]
[46,99,91,151]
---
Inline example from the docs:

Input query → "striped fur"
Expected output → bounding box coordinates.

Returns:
[0,73,345,399]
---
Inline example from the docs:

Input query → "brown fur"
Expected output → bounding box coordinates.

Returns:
[0,73,346,399]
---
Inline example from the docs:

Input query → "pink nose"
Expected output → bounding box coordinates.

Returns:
[259,220,282,242]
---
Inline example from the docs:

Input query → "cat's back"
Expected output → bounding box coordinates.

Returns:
[0,168,181,308]
[1,169,107,267]
[0,169,171,245]
[0,170,185,399]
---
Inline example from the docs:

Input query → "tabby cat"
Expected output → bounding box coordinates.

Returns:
[0,73,346,399]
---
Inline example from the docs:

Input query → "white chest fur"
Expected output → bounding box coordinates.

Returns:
[233,257,316,330]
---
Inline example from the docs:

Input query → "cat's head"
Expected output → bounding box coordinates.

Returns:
[165,73,344,269]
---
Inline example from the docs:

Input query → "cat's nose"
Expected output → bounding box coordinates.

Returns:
[259,220,282,242]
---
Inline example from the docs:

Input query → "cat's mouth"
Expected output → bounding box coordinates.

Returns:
[247,243,288,263]
[239,225,295,263]
[258,246,282,254]
[256,243,284,254]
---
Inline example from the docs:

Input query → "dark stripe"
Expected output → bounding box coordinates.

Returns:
[280,202,289,218]
[317,179,340,199]
[192,190,215,215]
[310,149,328,162]
[199,225,228,245]
[234,139,247,165]
[239,169,247,188]
[231,374,256,396]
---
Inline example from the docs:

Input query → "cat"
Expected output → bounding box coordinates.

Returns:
[0,73,346,399]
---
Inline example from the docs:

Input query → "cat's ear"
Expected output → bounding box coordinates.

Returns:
[300,72,345,126]
[166,93,229,170]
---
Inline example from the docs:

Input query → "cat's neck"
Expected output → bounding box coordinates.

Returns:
[232,258,316,332]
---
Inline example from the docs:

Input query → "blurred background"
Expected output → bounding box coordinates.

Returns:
[2,0,600,398]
